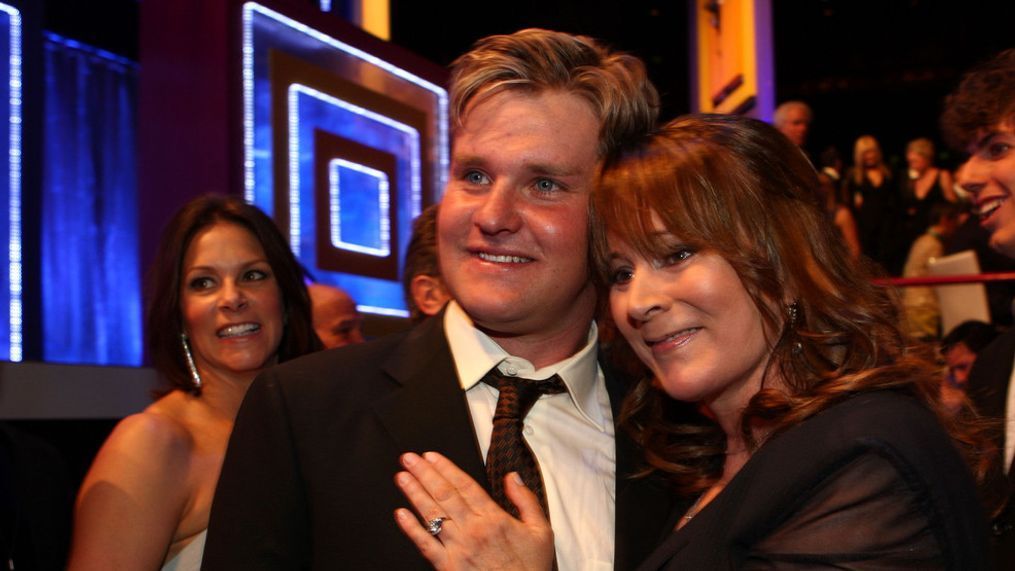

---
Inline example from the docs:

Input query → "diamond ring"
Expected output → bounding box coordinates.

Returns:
[427,516,450,536]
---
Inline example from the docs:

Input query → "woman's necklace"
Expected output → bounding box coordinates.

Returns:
[680,482,727,525]
[682,493,707,522]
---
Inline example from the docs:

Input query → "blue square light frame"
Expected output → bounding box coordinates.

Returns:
[286,82,420,258]
[328,158,391,256]
[242,2,447,317]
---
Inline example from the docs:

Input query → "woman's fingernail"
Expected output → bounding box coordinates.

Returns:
[402,452,419,467]
[510,472,525,486]
[423,451,439,463]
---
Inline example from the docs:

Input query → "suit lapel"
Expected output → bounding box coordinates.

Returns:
[603,357,638,496]
[603,355,678,570]
[372,314,489,488]
[970,328,1015,420]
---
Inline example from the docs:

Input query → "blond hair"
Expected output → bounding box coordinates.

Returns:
[906,137,935,161]
[851,135,889,185]
[449,28,659,157]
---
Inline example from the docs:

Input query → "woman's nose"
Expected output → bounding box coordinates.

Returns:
[624,269,667,323]
[218,281,249,311]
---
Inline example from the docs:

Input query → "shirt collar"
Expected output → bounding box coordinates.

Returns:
[444,300,607,429]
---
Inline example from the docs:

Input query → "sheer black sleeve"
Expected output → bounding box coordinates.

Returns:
[745,451,942,569]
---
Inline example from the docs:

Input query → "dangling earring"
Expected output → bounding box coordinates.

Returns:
[786,301,803,355]
[180,333,203,392]
[787,300,800,326]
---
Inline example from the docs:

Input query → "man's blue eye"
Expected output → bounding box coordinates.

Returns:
[464,171,488,184]
[534,178,559,192]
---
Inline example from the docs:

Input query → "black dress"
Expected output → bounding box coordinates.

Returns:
[845,169,902,274]
[900,170,949,261]
[637,391,990,570]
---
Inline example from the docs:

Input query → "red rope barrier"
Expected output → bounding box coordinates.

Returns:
[873,272,1015,287]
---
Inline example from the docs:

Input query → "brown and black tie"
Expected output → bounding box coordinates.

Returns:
[482,368,566,520]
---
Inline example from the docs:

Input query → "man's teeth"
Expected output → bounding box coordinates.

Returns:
[478,252,532,263]
[979,197,1006,220]
[218,323,260,338]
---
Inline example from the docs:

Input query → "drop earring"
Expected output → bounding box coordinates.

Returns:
[180,333,203,392]
[786,301,803,355]
[787,300,800,326]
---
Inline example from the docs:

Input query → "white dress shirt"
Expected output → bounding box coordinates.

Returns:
[444,301,616,571]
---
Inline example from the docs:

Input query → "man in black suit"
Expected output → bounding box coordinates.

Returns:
[942,47,1015,567]
[202,29,671,570]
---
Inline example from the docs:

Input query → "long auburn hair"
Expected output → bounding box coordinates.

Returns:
[146,195,322,393]
[592,114,992,496]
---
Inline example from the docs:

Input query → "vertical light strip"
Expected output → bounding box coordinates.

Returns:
[241,2,448,210]
[319,0,333,12]
[286,85,302,253]
[0,3,21,362]
[241,7,256,203]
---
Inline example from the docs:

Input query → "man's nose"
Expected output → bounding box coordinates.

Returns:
[474,185,523,235]
[957,156,987,197]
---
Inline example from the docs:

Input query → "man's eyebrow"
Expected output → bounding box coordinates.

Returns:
[451,154,484,168]
[450,155,587,178]
[526,162,584,178]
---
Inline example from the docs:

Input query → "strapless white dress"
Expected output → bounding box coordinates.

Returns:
[161,529,206,571]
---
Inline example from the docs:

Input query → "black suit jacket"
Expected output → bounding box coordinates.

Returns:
[203,314,674,570]
[967,327,1015,568]
[636,391,989,570]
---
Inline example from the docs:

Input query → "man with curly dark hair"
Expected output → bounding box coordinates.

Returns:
[942,48,1015,256]
[942,47,1015,568]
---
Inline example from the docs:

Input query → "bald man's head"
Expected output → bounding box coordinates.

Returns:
[308,284,364,348]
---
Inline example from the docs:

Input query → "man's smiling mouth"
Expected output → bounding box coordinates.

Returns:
[477,252,533,264]
[979,197,1007,222]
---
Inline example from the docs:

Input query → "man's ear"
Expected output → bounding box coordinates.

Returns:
[411,274,452,317]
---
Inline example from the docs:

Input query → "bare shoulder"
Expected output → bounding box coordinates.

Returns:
[69,396,197,570]
[78,393,200,508]
[99,402,195,468]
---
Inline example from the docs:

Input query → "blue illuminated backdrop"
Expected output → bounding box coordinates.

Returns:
[40,33,141,365]
[243,2,448,317]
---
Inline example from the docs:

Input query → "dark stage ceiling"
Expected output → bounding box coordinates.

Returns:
[42,0,1015,166]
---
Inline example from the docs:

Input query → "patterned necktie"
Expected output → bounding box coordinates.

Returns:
[483,368,566,519]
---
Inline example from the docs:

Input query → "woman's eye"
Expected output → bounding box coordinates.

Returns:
[188,277,214,290]
[609,267,633,285]
[662,248,694,266]
[463,170,489,185]
[244,269,268,281]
